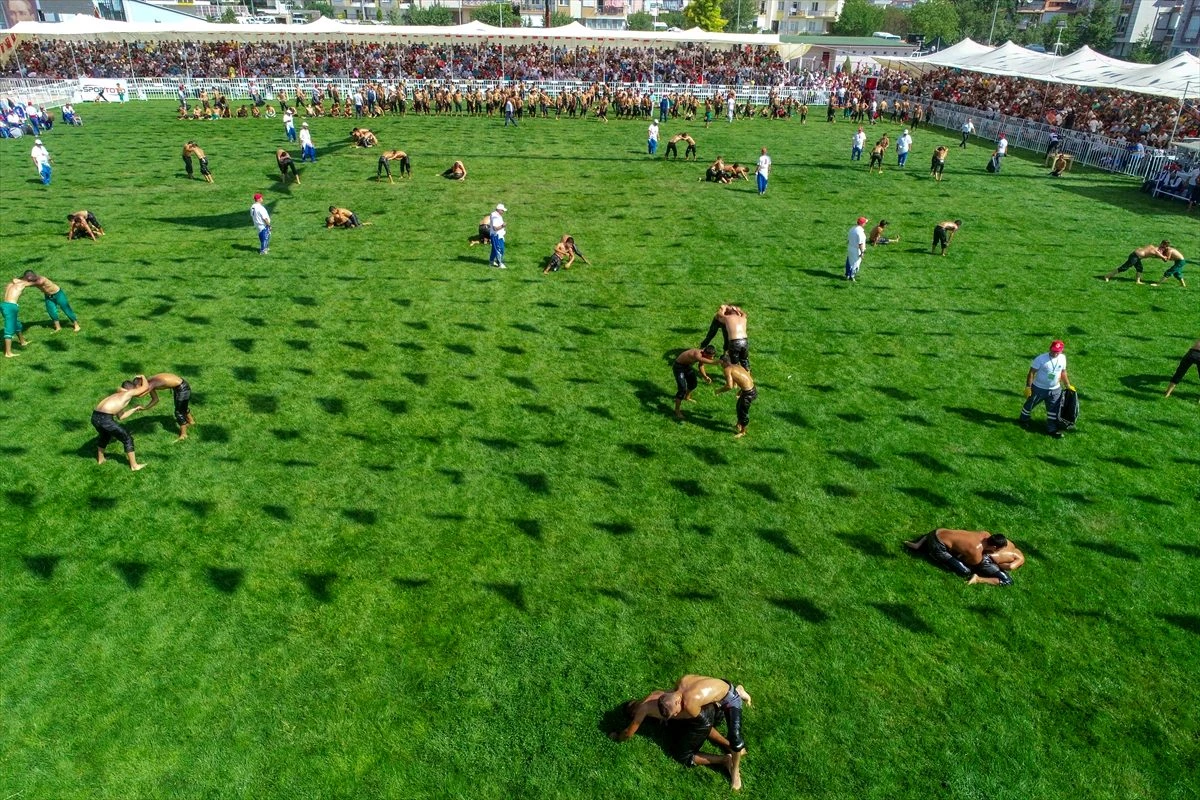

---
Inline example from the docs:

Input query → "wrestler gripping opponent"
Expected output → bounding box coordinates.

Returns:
[130,372,194,440]
[326,206,363,228]
[377,149,410,183]
[92,381,147,470]
[700,304,749,371]
[904,528,1016,585]
[715,356,757,438]
[611,674,751,791]
[542,235,591,274]
[66,210,104,240]
[468,215,492,247]
[672,345,717,418]
[277,149,301,184]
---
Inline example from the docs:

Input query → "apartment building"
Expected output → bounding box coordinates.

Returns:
[757,0,843,36]
[1109,0,1194,56]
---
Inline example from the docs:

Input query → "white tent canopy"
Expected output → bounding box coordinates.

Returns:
[886,38,1198,100]
[1,17,781,49]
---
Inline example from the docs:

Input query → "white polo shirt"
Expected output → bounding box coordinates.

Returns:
[648,122,658,142]
[30,144,49,165]
[847,224,866,262]
[756,153,771,178]
[997,137,1009,156]
[489,210,505,240]
[250,202,271,231]
[1030,352,1066,390]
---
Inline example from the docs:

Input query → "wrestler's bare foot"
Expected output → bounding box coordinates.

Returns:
[52,323,62,332]
[186,413,195,425]
[174,434,188,442]
[97,454,106,465]
[72,322,81,332]
[904,536,926,550]
[734,685,752,706]
[730,751,744,791]
[5,351,19,358]
[130,462,146,471]
[734,430,746,439]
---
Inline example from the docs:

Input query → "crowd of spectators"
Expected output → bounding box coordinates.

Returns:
[878,67,1200,147]
[1,39,826,87]
[4,38,1196,145]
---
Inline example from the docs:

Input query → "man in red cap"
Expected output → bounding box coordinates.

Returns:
[250,193,271,255]
[1020,339,1074,438]
[846,216,867,281]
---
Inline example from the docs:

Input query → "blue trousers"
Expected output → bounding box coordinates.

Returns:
[301,144,316,162]
[1020,385,1063,432]
[286,125,296,142]
[489,234,505,265]
[851,146,862,161]
[257,228,271,254]
[898,151,908,167]
[39,163,51,184]
[757,173,767,195]
[648,139,657,155]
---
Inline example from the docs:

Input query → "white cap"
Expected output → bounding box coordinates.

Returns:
[302,122,309,127]
[496,203,506,212]
[34,138,42,144]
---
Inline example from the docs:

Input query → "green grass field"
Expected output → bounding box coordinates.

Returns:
[1,101,1197,799]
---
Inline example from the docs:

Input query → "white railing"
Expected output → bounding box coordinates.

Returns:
[0,75,831,107]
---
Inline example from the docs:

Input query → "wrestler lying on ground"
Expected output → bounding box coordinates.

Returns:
[904,528,1018,585]
[611,674,751,791]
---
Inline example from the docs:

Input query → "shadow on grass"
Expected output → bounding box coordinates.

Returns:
[206,566,244,594]
[114,560,150,589]
[837,533,896,559]
[1072,540,1141,562]
[767,596,830,623]
[23,554,61,579]
[1159,614,1200,635]
[1163,543,1200,558]
[870,602,934,635]
[479,581,526,612]
[300,571,337,602]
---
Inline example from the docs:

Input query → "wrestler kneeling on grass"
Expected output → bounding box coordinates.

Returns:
[611,674,750,791]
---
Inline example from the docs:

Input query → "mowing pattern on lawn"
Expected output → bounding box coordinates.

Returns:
[1,104,1197,800]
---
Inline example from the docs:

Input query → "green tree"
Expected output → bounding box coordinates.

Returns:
[1127,27,1165,63]
[471,2,524,26]
[881,7,911,38]
[407,4,454,24]
[375,6,383,21]
[831,0,883,37]
[549,11,575,26]
[307,1,334,19]
[684,0,727,32]
[660,10,686,28]
[627,10,655,30]
[220,7,238,23]
[1078,0,1116,52]
[721,0,757,33]
[908,0,958,44]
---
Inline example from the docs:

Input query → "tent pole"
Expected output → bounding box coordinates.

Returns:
[1167,80,1189,146]
[68,41,80,78]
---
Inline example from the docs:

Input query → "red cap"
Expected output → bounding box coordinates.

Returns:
[857,217,868,226]
[253,193,263,201]
[1050,340,1065,353]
